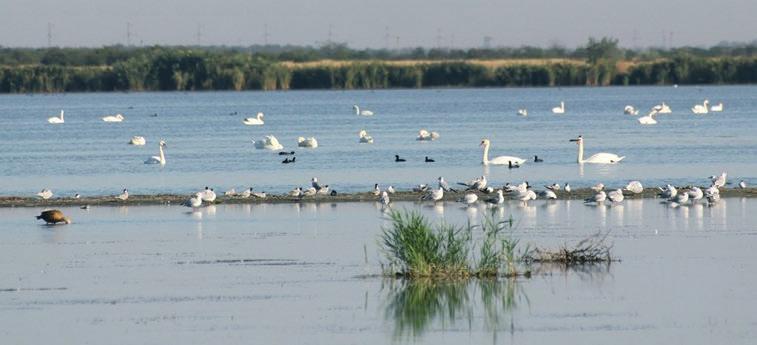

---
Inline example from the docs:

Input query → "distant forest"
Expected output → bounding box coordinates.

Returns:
[1,37,757,92]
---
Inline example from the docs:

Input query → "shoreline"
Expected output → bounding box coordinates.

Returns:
[4,187,757,208]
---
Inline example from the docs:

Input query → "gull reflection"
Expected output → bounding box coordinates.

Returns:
[540,200,558,223]
[608,203,624,228]
[204,205,216,217]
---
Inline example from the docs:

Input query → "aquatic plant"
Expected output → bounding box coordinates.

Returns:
[381,210,526,278]
[523,232,615,265]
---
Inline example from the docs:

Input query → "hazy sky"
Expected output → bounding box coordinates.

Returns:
[1,0,755,48]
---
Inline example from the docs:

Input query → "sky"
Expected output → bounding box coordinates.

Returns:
[1,0,755,49]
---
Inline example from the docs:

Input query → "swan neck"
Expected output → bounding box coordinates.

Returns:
[159,144,165,163]
[482,143,489,164]
[577,141,584,163]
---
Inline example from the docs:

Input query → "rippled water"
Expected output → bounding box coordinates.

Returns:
[1,199,756,344]
[1,86,756,197]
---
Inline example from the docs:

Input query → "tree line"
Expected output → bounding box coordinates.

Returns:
[1,39,757,93]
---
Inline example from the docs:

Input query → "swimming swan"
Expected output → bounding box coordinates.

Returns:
[297,136,318,148]
[253,135,284,150]
[569,135,624,164]
[691,100,709,114]
[480,138,526,166]
[242,112,265,125]
[417,129,440,141]
[47,110,64,124]
[517,109,528,117]
[637,110,658,125]
[129,136,146,146]
[102,114,124,122]
[652,102,672,114]
[144,140,167,165]
[709,102,724,112]
[353,105,374,116]
[358,130,374,143]
[552,101,565,114]
[624,105,639,115]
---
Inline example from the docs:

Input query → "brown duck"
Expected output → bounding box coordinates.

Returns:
[36,210,71,224]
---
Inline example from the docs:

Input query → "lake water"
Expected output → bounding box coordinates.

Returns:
[2,199,756,344]
[1,86,756,197]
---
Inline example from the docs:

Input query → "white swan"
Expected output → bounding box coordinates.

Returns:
[637,110,658,125]
[552,101,565,114]
[569,135,624,164]
[517,109,528,117]
[480,138,526,166]
[691,100,709,114]
[297,136,318,148]
[652,102,672,114]
[354,105,374,116]
[102,114,125,122]
[624,105,639,115]
[253,135,284,150]
[129,136,146,146]
[47,110,64,124]
[358,130,374,143]
[417,129,440,141]
[144,140,166,165]
[242,112,265,125]
[710,102,724,112]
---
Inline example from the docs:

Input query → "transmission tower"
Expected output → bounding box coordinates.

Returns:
[126,22,132,46]
[47,22,53,47]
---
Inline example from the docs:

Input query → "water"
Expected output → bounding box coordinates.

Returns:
[1,199,756,344]
[1,86,756,197]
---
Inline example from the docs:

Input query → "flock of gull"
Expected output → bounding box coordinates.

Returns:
[33,99,741,224]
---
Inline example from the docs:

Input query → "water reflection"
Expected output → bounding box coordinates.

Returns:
[383,277,526,341]
[383,263,614,341]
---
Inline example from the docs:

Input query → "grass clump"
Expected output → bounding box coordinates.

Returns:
[381,210,526,278]
[523,233,616,265]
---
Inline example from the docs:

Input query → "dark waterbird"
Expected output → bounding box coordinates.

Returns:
[395,155,406,162]
[508,161,520,169]
[425,156,435,163]
[534,155,543,163]
[282,157,296,164]
[278,151,295,156]
[36,210,71,224]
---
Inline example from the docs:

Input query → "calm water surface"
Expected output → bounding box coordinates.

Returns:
[1,199,755,344]
[1,86,756,196]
